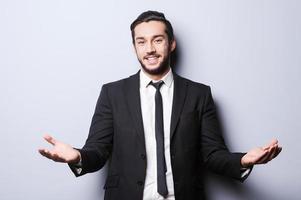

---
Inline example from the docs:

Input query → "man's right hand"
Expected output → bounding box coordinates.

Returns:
[39,134,81,164]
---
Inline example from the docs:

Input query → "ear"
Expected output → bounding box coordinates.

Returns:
[170,39,176,52]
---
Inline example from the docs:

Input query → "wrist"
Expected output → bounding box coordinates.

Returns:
[76,150,81,164]
[70,149,81,164]
[241,154,251,168]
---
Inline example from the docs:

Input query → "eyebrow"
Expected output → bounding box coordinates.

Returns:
[135,34,165,41]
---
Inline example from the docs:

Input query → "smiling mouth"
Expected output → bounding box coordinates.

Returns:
[144,55,160,65]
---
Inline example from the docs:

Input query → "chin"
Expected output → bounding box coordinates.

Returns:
[144,64,160,71]
[138,56,170,76]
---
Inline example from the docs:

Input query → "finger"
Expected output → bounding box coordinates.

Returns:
[39,149,64,162]
[264,139,278,149]
[252,149,269,164]
[256,152,271,164]
[266,145,278,161]
[39,149,54,159]
[258,144,279,163]
[38,148,49,155]
[263,138,278,150]
[51,153,66,162]
[259,146,282,164]
[268,146,282,161]
[275,147,282,157]
[43,134,57,145]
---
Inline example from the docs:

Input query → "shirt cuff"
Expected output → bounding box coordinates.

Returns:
[70,157,83,175]
[240,167,252,179]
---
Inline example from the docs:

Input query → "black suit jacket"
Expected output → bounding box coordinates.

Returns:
[70,71,245,200]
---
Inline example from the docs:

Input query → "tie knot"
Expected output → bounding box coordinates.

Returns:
[150,80,164,90]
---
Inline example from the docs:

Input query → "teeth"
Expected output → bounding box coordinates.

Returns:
[145,55,159,59]
[145,56,159,64]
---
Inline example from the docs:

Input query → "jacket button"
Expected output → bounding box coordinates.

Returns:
[171,154,175,159]
[140,154,146,160]
[137,181,144,186]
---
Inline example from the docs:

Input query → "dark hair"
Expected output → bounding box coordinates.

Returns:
[130,10,174,44]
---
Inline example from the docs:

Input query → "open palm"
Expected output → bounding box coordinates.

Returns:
[39,134,80,164]
[241,139,282,167]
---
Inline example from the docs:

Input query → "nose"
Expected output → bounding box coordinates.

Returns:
[146,42,155,54]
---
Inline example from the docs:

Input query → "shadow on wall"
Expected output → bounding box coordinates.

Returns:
[206,100,285,200]
[204,170,272,200]
[171,38,281,200]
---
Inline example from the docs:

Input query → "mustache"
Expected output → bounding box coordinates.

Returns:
[144,53,160,59]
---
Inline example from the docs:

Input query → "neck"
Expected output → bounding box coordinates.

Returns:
[142,67,171,81]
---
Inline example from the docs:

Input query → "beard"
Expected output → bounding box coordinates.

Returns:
[138,53,171,76]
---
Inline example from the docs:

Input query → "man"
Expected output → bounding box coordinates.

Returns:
[39,11,281,200]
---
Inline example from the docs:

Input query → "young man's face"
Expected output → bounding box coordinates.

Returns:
[133,21,176,76]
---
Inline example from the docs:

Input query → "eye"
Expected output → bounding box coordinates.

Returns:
[137,40,145,45]
[154,39,163,43]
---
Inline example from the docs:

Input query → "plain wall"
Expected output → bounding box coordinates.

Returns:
[1,0,300,199]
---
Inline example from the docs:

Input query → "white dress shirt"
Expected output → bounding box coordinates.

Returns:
[140,68,175,200]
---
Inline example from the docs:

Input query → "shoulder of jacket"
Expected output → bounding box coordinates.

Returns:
[101,72,138,90]
[174,73,211,91]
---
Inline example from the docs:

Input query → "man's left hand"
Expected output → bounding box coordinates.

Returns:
[241,139,282,168]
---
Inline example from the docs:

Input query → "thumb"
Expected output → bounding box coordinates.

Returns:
[43,134,57,146]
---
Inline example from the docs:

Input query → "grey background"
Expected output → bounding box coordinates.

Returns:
[1,0,300,199]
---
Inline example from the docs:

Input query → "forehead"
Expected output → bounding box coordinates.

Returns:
[134,21,167,39]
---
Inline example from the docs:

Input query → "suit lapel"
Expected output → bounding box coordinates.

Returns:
[170,73,188,140]
[125,71,146,145]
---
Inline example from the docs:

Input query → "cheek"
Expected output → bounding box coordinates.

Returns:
[160,44,170,56]
[135,48,144,58]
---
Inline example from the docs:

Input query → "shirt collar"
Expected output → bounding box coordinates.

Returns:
[140,68,174,89]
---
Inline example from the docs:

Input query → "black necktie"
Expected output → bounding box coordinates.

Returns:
[150,81,168,198]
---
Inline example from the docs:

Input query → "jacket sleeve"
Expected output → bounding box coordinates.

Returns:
[69,84,113,177]
[201,86,250,181]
